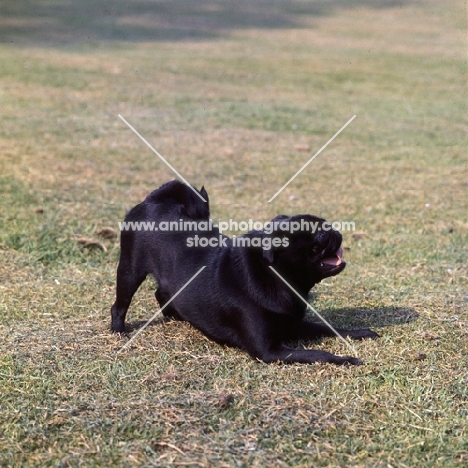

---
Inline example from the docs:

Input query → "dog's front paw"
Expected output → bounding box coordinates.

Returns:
[342,356,363,366]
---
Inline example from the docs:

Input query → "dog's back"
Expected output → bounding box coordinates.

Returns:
[142,180,209,221]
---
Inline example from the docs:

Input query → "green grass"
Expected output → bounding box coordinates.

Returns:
[1,0,467,466]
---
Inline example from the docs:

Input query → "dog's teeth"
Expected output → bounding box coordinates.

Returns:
[320,263,323,266]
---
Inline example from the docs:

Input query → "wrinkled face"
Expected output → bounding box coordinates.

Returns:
[265,214,346,284]
[304,223,346,281]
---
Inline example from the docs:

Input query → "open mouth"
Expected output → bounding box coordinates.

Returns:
[320,247,343,267]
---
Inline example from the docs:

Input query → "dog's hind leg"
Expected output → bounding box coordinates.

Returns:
[111,263,147,333]
[155,289,182,320]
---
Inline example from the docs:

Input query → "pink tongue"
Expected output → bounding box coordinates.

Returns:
[322,247,343,266]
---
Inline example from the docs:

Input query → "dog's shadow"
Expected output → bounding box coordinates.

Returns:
[125,306,418,335]
[124,317,168,333]
[306,305,419,329]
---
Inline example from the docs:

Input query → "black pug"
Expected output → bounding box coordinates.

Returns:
[111,180,378,365]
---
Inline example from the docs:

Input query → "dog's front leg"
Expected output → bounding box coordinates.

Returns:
[256,346,363,366]
[242,329,362,365]
[296,320,379,341]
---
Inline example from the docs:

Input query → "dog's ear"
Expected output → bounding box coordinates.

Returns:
[262,234,290,265]
[261,216,292,265]
[263,245,275,264]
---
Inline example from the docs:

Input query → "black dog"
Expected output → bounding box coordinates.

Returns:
[111,180,378,365]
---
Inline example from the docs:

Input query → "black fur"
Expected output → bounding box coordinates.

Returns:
[111,180,378,365]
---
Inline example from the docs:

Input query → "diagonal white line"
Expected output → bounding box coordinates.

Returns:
[117,266,206,354]
[118,114,207,203]
[268,115,356,203]
[268,266,358,356]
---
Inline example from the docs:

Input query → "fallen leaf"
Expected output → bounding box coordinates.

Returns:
[77,237,107,252]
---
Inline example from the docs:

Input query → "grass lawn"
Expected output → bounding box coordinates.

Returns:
[0,0,467,466]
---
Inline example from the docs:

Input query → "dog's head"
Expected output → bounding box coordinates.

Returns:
[262,214,346,287]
